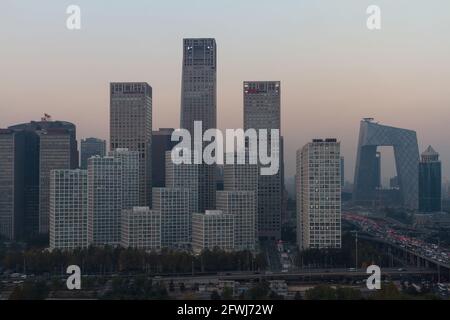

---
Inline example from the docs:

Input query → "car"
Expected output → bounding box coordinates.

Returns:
[348,268,356,272]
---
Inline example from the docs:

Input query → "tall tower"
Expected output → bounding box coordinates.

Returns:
[0,129,25,240]
[297,139,342,250]
[419,146,441,212]
[180,38,217,211]
[110,82,152,206]
[243,81,282,240]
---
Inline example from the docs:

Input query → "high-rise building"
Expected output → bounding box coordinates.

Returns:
[152,187,191,248]
[180,38,217,211]
[419,146,442,213]
[8,119,78,237]
[216,191,257,251]
[121,207,161,251]
[243,81,282,240]
[38,129,77,234]
[49,169,88,250]
[297,139,342,250]
[0,129,25,240]
[110,82,152,206]
[109,148,140,209]
[353,119,419,209]
[152,128,175,188]
[87,156,122,246]
[340,157,345,188]
[165,151,199,215]
[192,210,235,254]
[80,137,106,169]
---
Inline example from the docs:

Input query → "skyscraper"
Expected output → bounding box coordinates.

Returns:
[419,146,441,212]
[49,169,88,250]
[87,156,122,246]
[8,119,78,237]
[297,139,342,250]
[180,38,217,211]
[0,129,25,240]
[38,128,77,234]
[80,137,106,169]
[152,128,175,188]
[353,119,419,209]
[243,81,282,240]
[110,82,152,206]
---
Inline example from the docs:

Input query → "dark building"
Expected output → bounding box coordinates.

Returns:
[80,137,106,169]
[0,129,25,240]
[8,119,78,236]
[419,146,441,212]
[151,128,175,188]
[353,119,419,209]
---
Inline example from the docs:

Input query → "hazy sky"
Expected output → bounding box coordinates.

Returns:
[1,0,450,184]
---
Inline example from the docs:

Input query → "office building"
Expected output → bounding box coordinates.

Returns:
[110,82,152,206]
[216,191,257,251]
[109,148,140,209]
[8,119,78,237]
[49,169,88,250]
[297,139,342,250]
[165,150,199,215]
[121,207,161,251]
[419,146,442,212]
[87,156,122,246]
[80,137,106,169]
[353,119,419,209]
[0,129,25,240]
[192,210,235,254]
[152,187,191,248]
[243,81,282,240]
[38,128,77,234]
[152,128,175,188]
[180,38,217,211]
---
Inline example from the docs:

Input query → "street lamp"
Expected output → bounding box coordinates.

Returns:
[351,230,358,270]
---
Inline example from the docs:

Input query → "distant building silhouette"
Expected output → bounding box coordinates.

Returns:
[80,137,106,169]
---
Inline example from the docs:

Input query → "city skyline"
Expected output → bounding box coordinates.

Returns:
[2,1,450,183]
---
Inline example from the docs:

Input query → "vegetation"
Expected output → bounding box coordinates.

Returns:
[294,232,397,269]
[0,246,266,275]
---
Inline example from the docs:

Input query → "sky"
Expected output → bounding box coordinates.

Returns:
[1,0,450,184]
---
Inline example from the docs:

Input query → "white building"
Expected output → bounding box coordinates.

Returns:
[87,156,122,246]
[49,169,88,250]
[152,187,190,248]
[216,191,257,252]
[121,207,161,251]
[296,139,341,250]
[109,148,140,209]
[192,210,235,254]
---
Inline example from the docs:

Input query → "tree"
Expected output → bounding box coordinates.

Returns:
[305,285,337,300]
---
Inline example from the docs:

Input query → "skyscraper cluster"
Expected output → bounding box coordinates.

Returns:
[8,38,446,256]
